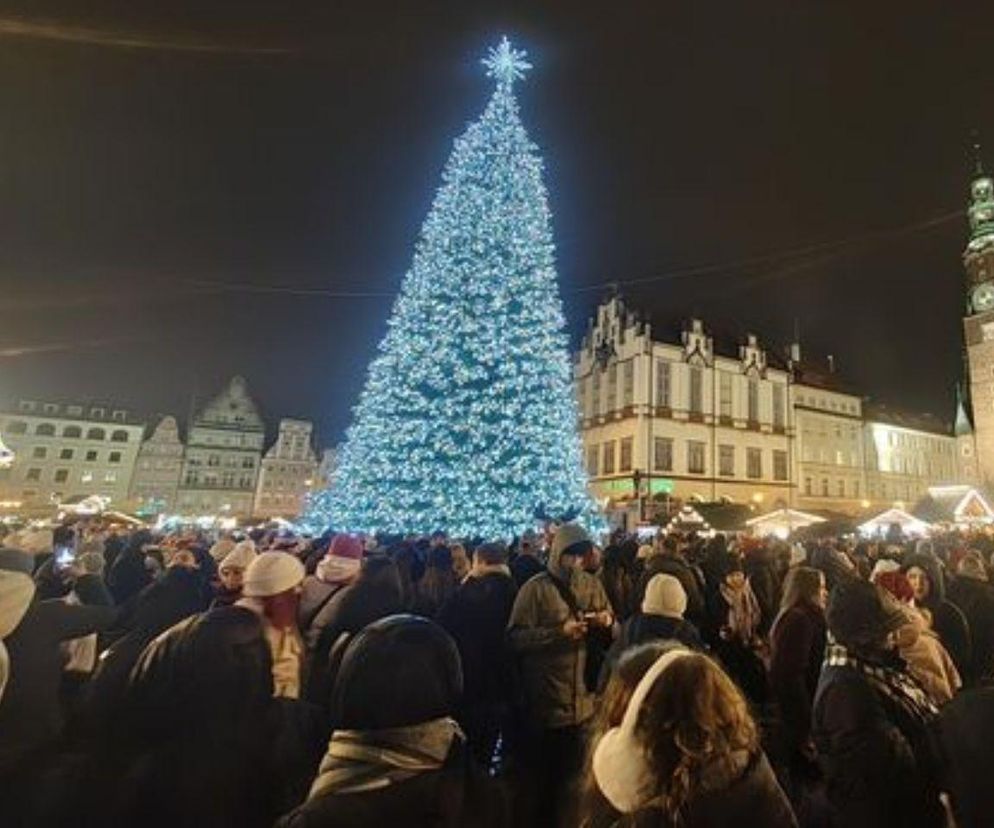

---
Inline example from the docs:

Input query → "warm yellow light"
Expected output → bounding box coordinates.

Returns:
[751,492,765,504]
[860,499,870,509]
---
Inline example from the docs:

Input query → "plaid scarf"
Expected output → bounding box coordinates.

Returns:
[823,640,938,726]
[308,717,464,799]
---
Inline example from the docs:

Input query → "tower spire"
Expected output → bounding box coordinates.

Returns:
[955,383,973,436]
[972,129,985,176]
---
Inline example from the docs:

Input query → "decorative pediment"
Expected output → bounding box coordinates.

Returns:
[739,334,767,377]
[682,319,712,366]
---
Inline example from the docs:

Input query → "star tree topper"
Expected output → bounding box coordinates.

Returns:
[482,36,531,86]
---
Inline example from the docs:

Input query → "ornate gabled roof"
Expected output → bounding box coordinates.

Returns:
[194,376,264,431]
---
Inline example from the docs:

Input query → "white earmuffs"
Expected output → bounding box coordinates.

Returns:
[592,647,692,813]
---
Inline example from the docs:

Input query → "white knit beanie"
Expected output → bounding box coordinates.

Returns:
[220,542,258,572]
[641,573,687,618]
[242,551,304,597]
[209,537,238,563]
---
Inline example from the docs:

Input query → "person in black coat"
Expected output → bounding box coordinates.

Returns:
[946,552,994,684]
[305,555,405,707]
[107,531,153,605]
[508,533,544,588]
[0,562,117,774]
[83,560,205,731]
[902,553,972,676]
[768,566,827,791]
[437,542,517,768]
[930,685,994,828]
[30,605,286,828]
[279,614,507,828]
[813,578,944,828]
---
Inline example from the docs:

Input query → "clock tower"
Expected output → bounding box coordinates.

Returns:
[963,139,994,481]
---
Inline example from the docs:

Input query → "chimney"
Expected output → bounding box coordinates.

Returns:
[789,342,801,363]
[827,354,835,373]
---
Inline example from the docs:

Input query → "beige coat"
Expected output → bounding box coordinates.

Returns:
[507,567,609,729]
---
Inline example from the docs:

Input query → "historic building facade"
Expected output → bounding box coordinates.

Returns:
[176,376,266,518]
[961,146,994,482]
[253,418,318,518]
[576,297,794,521]
[129,415,185,515]
[0,400,145,514]
[576,295,966,526]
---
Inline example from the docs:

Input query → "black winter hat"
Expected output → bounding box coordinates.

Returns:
[827,578,905,651]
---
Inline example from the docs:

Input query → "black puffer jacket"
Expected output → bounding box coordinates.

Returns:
[946,574,994,683]
[813,658,944,828]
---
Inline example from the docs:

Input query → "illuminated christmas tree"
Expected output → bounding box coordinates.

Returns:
[308,38,600,538]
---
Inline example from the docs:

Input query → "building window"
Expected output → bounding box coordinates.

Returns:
[687,441,706,474]
[242,458,254,469]
[719,445,735,477]
[32,446,46,459]
[656,360,671,408]
[586,445,599,476]
[60,449,73,460]
[619,437,633,472]
[602,441,616,475]
[773,450,788,481]
[772,384,785,428]
[837,479,845,497]
[747,447,762,479]
[622,361,634,406]
[654,437,673,472]
[592,370,601,415]
[54,469,69,483]
[719,372,732,418]
[110,430,129,443]
[63,425,82,438]
[689,366,703,414]
[606,364,618,412]
[86,450,98,462]
[208,454,220,467]
[66,405,82,416]
[6,421,27,434]
[112,410,126,422]
[86,428,105,440]
[81,471,93,483]
[43,403,58,414]
[821,478,829,497]
[804,477,812,496]
[109,451,122,463]
[747,379,759,423]
[26,468,41,481]
[852,480,860,498]
[35,423,56,436]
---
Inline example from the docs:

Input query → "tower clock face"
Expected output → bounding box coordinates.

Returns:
[973,282,994,313]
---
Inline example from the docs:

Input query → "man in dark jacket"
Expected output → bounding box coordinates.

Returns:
[637,535,705,628]
[438,541,517,768]
[813,579,944,828]
[509,532,544,588]
[931,685,994,828]
[947,553,994,684]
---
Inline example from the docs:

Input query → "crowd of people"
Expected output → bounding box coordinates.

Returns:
[1,517,994,827]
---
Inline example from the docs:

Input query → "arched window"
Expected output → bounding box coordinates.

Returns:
[35,423,56,436]
[110,430,129,443]
[63,425,82,438]
[86,427,106,440]
[5,421,27,434]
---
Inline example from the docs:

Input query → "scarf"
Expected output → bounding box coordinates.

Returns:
[308,716,464,799]
[824,640,938,726]
[719,580,761,643]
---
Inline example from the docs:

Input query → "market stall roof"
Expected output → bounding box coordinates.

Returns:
[694,502,754,532]
[664,505,713,536]
[913,485,994,525]
[858,508,931,537]
[745,508,826,537]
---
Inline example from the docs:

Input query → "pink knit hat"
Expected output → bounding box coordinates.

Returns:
[329,534,363,561]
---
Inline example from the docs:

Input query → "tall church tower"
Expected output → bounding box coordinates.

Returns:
[962,139,994,482]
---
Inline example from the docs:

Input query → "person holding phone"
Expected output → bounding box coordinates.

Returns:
[508,522,612,827]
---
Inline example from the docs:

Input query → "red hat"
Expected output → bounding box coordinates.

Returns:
[329,533,363,561]
[876,571,914,604]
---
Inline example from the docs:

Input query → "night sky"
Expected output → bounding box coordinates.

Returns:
[0,2,992,447]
